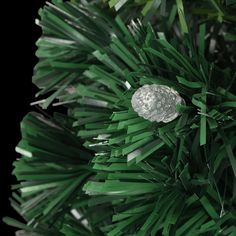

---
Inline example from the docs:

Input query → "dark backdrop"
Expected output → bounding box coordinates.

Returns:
[1,0,46,235]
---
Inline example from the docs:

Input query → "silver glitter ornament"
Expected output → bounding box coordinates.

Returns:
[131,84,185,123]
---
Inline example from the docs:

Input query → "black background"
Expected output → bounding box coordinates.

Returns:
[1,0,46,235]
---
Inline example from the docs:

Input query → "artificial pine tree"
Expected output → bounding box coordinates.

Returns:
[4,0,236,235]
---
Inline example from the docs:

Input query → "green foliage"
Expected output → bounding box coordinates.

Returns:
[33,0,235,108]
[5,0,236,235]
[70,15,235,235]
[4,113,107,235]
[33,0,123,108]
[83,158,236,235]
[64,19,235,167]
[104,0,236,23]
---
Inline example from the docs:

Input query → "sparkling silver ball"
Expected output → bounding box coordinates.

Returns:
[131,84,185,123]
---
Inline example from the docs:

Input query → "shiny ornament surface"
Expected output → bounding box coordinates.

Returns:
[131,84,184,123]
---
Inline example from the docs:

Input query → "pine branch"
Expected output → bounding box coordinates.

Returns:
[65,14,235,235]
[104,0,236,23]
[33,0,122,109]
[63,19,236,167]
[33,0,236,109]
[4,112,106,235]
[5,0,236,235]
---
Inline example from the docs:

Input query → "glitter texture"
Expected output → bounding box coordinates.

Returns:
[131,84,185,123]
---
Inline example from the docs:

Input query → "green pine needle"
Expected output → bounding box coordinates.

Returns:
[5,0,236,235]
